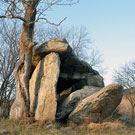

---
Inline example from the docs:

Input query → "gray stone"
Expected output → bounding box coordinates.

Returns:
[68,83,123,124]
[35,53,60,123]
[60,127,77,135]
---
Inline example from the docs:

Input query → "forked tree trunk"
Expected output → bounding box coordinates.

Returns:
[10,3,37,119]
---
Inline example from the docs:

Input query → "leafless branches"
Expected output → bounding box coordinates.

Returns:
[113,60,135,89]
[0,20,20,105]
[29,17,67,26]
[0,0,79,26]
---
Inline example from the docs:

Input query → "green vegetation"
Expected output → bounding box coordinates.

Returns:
[0,119,135,135]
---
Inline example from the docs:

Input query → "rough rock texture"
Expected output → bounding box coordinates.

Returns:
[10,88,27,119]
[35,53,60,123]
[56,86,100,121]
[68,83,123,124]
[87,75,104,88]
[29,56,45,113]
[32,38,68,67]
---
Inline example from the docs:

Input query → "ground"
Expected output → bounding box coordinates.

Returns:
[0,118,135,135]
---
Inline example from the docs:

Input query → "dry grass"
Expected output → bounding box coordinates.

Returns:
[69,119,135,135]
[0,119,135,135]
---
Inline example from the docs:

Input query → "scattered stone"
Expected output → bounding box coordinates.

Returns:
[60,127,77,135]
[46,124,53,129]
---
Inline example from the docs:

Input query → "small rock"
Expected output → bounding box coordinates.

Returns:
[60,127,77,135]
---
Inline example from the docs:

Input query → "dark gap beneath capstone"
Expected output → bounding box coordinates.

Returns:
[56,77,87,123]
[56,77,87,94]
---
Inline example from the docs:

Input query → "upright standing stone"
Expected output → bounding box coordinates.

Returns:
[29,56,45,113]
[35,53,60,123]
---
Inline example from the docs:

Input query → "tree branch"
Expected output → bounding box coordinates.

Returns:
[28,17,67,26]
[40,0,79,6]
[56,0,79,6]
[0,15,27,23]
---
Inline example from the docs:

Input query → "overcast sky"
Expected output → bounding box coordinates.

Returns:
[46,0,135,85]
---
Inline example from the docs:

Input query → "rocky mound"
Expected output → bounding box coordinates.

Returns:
[10,38,123,124]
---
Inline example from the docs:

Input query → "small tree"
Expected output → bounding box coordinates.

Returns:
[0,0,79,118]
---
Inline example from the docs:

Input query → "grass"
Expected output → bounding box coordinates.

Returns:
[0,118,135,135]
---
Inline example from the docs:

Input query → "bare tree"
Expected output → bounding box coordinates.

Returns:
[0,20,20,117]
[113,60,135,89]
[0,0,79,118]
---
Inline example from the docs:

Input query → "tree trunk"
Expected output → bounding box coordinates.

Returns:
[131,105,135,119]
[10,3,37,119]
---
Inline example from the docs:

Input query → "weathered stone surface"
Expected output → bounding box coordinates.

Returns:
[87,75,104,87]
[68,83,123,124]
[32,38,68,67]
[35,53,60,123]
[10,88,27,119]
[56,86,100,121]
[29,56,45,113]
